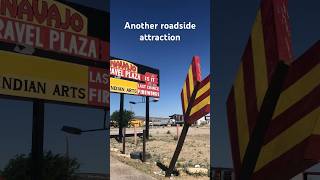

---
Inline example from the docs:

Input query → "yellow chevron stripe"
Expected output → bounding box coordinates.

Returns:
[255,107,320,172]
[190,96,210,115]
[196,82,210,98]
[188,66,194,96]
[234,64,250,161]
[183,83,188,113]
[251,9,268,109]
[273,64,320,118]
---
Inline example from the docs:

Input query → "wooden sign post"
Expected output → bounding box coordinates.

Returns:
[155,56,210,177]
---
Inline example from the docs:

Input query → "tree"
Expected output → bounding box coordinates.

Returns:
[111,110,135,141]
[111,109,135,128]
[1,151,80,180]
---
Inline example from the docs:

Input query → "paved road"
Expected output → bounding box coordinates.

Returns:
[110,157,156,180]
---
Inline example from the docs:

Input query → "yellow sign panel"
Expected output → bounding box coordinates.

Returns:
[110,78,138,95]
[0,50,108,107]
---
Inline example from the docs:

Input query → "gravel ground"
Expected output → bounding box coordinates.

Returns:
[110,125,210,180]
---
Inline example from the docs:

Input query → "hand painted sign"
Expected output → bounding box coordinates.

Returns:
[0,0,109,108]
[0,50,109,108]
[0,0,109,61]
[0,0,88,34]
[110,59,160,97]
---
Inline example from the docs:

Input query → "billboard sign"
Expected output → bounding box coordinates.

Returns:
[0,0,109,61]
[0,0,110,108]
[110,59,160,97]
[0,50,109,108]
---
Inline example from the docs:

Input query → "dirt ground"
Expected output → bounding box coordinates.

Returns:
[110,125,210,180]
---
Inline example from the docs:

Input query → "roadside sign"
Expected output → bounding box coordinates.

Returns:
[110,59,160,97]
[0,0,110,108]
[0,0,109,62]
[0,50,109,108]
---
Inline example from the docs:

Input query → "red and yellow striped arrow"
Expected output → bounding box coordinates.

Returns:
[227,0,320,179]
[180,56,210,125]
[227,0,293,177]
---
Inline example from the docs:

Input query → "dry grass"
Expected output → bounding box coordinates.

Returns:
[110,125,210,180]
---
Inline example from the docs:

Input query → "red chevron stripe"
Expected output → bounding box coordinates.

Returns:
[227,87,241,177]
[283,41,320,89]
[181,90,186,115]
[192,90,210,107]
[189,76,210,106]
[253,135,320,180]
[192,56,202,83]
[186,74,191,100]
[186,105,209,124]
[192,75,210,104]
[264,84,320,144]
[272,0,293,62]
[200,75,210,86]
[261,0,292,82]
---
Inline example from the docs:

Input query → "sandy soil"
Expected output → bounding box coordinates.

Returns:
[110,125,210,180]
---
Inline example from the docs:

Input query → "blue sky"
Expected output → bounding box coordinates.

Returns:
[110,0,210,117]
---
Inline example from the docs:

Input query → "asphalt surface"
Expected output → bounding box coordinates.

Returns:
[110,156,156,180]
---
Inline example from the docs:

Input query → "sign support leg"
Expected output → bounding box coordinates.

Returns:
[146,96,150,140]
[238,63,289,179]
[118,93,124,142]
[122,128,126,154]
[31,100,44,180]
[165,124,190,177]
[142,130,146,162]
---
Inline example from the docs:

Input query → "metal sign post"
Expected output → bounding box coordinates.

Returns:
[122,128,126,154]
[142,130,146,162]
[146,96,150,140]
[118,94,124,142]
